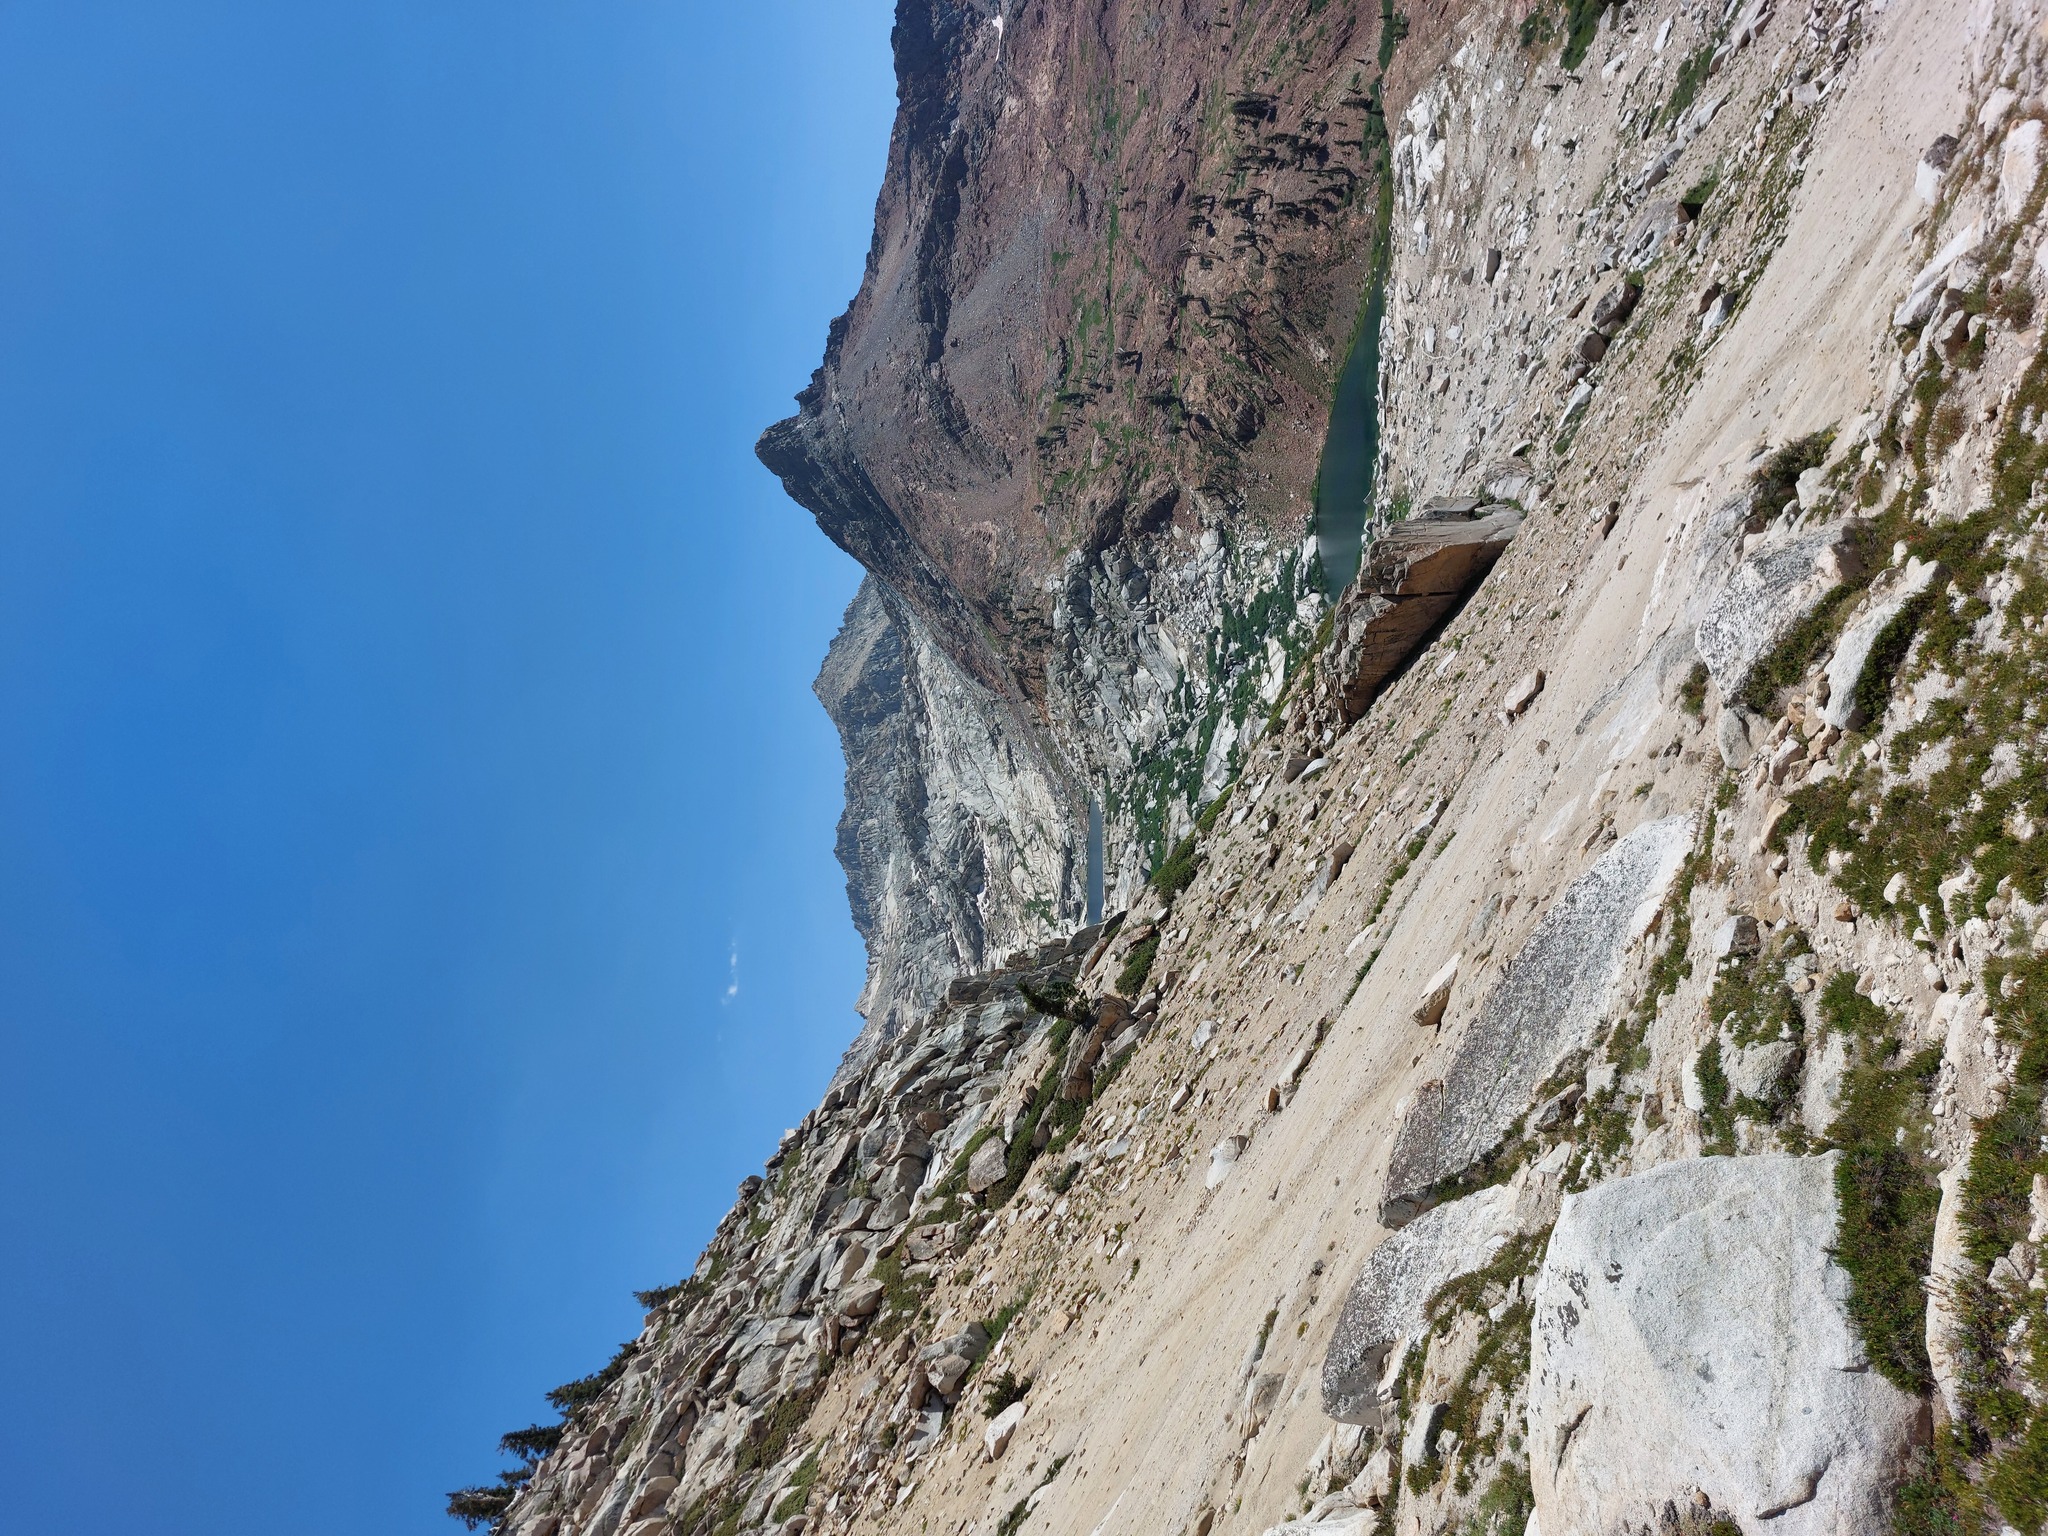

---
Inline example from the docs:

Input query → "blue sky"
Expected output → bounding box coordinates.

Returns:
[0,3,893,1530]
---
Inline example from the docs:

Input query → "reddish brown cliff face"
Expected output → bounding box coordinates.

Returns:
[758,0,1395,717]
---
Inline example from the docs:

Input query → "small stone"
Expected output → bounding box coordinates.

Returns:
[627,1478,679,1521]
[1346,1447,1395,1510]
[867,1192,911,1230]
[839,1276,886,1318]
[1884,872,1909,905]
[2003,119,2044,222]
[1725,1040,1796,1100]
[1502,670,1546,719]
[927,1352,973,1397]
[1208,1135,1249,1190]
[824,1240,869,1290]
[1533,1083,1583,1130]
[1402,1402,1447,1467]
[1590,279,1643,336]
[1413,953,1461,1028]
[1716,707,1756,768]
[1711,914,1760,959]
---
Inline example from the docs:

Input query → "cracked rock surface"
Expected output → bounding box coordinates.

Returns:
[1529,1154,1921,1536]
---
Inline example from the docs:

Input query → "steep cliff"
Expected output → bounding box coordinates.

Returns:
[813,577,1084,1055]
[454,0,2048,1534]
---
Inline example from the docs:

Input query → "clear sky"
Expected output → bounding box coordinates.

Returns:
[0,2,894,1531]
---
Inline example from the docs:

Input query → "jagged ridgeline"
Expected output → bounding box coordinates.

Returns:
[455,0,2048,1535]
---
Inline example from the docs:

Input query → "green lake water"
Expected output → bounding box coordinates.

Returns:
[1314,280,1386,600]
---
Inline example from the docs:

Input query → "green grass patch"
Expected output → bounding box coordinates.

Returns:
[1117,932,1161,996]
[1678,661,1709,719]
[1824,1024,1940,1394]
[770,1450,822,1522]
[1558,0,1609,68]
[1660,44,1714,127]
[1151,834,1200,901]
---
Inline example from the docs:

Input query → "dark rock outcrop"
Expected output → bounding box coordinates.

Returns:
[756,0,1403,1024]
[1324,508,1523,724]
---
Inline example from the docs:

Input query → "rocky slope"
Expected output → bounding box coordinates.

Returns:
[452,0,2048,1533]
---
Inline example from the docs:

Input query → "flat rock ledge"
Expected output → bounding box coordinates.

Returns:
[1381,816,1692,1226]
[1321,1184,1521,1426]
[1529,1153,1922,1536]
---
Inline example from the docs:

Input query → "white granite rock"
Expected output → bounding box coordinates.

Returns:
[1696,524,1861,702]
[1322,1184,1520,1424]
[1822,557,1941,730]
[984,1400,1027,1460]
[1208,1134,1248,1190]
[1255,1507,1374,1536]
[1529,1154,1921,1536]
[1926,1155,1974,1424]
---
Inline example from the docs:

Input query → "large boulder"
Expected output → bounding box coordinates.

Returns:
[1695,524,1862,702]
[1529,1154,1922,1536]
[1325,508,1522,722]
[1926,1158,1974,1424]
[1322,1185,1520,1425]
[965,1134,1010,1194]
[1381,817,1692,1225]
[985,1399,1028,1459]
[732,1343,790,1405]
